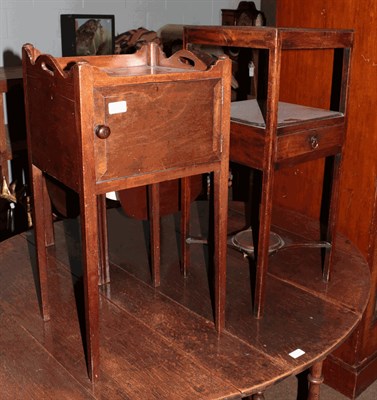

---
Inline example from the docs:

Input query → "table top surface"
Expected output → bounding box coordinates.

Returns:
[231,99,343,128]
[0,66,22,92]
[1,64,193,85]
[0,204,370,399]
[184,25,354,50]
[186,25,354,34]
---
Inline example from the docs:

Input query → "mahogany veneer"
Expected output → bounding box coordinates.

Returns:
[22,42,231,380]
[183,26,353,321]
[0,204,370,399]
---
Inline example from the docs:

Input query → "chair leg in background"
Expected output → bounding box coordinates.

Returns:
[149,183,161,287]
[181,176,191,277]
[97,194,110,285]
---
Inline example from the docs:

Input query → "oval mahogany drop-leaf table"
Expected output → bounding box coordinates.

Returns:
[0,205,370,399]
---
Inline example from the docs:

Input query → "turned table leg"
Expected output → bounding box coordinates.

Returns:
[308,360,324,400]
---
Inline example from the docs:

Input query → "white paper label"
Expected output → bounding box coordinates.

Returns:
[289,349,305,359]
[106,191,118,201]
[248,61,255,77]
[108,100,127,115]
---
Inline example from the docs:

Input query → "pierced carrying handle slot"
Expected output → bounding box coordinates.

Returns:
[40,60,55,76]
[35,54,68,79]
[164,49,208,71]
[23,45,68,79]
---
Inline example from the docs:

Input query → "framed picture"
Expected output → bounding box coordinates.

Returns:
[60,14,115,56]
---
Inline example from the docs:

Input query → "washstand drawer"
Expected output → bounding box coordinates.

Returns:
[276,123,344,163]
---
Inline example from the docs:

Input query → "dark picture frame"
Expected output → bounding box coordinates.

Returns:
[60,14,115,56]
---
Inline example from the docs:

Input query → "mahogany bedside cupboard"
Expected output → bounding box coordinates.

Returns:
[22,42,231,380]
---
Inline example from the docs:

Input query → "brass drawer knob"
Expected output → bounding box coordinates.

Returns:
[309,135,319,149]
[95,125,111,139]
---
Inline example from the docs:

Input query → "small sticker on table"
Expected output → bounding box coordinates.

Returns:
[108,100,127,115]
[289,349,305,359]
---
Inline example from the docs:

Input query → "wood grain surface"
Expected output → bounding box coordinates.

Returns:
[0,203,370,399]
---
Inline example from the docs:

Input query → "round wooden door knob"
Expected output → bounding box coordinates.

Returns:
[95,125,111,139]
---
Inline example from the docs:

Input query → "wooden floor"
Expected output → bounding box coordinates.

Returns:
[0,202,370,399]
